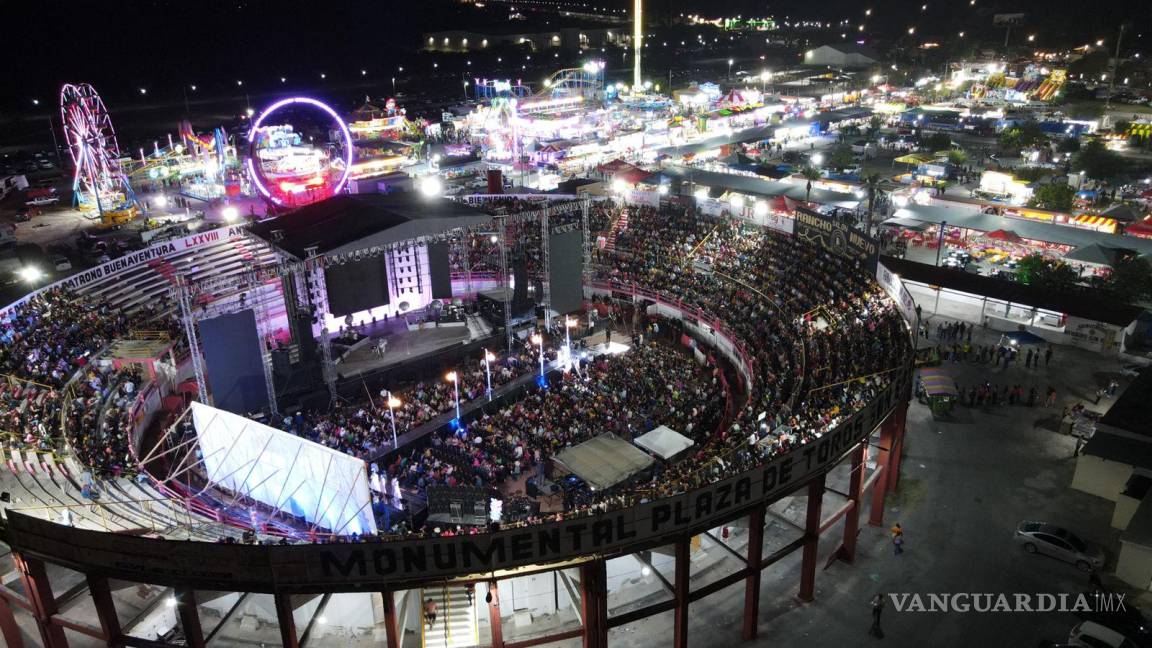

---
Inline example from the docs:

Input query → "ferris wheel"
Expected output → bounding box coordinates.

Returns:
[59,83,134,209]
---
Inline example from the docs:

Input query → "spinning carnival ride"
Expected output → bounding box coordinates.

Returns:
[60,83,136,212]
[247,97,353,208]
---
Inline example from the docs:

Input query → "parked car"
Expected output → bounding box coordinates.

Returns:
[1014,522,1105,572]
[1069,621,1138,648]
[1077,603,1152,645]
[50,255,71,272]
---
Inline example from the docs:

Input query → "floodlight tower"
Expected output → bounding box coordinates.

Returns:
[633,0,643,90]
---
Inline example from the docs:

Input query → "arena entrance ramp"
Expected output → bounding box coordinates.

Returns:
[421,584,479,648]
[553,433,655,491]
[633,425,695,460]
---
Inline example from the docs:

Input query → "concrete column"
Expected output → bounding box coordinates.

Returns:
[175,589,205,648]
[673,536,690,648]
[487,580,504,648]
[580,559,608,648]
[273,593,299,648]
[0,592,25,648]
[869,418,893,527]
[15,555,68,648]
[840,442,867,564]
[887,404,908,493]
[87,575,122,646]
[798,474,826,602]
[742,505,766,640]
[380,589,400,648]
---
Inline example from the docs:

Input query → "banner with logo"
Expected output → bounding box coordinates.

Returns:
[6,368,910,591]
[793,206,879,273]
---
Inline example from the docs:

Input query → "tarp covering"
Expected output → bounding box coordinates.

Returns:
[1063,243,1132,266]
[633,425,695,460]
[919,368,958,397]
[554,433,655,491]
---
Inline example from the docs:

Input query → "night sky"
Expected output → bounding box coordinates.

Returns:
[0,0,1140,117]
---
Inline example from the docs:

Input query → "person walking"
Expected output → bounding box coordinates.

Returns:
[1045,346,1053,367]
[870,593,886,638]
[424,598,438,630]
[1074,435,1085,458]
[891,523,904,555]
[1045,386,1057,408]
[1025,348,1033,368]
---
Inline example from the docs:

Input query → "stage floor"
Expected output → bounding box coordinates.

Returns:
[336,325,471,378]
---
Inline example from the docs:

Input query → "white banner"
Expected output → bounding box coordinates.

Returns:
[0,225,248,317]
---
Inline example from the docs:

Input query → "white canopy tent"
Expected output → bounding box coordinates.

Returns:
[633,425,695,460]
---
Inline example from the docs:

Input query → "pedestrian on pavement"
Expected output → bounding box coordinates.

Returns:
[870,593,886,638]
[1046,386,1057,408]
[424,598,438,630]
[1045,346,1053,367]
[1074,435,1085,457]
[891,524,904,555]
[1025,349,1033,368]
[1107,379,1119,397]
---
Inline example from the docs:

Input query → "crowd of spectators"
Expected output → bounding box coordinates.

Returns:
[280,346,537,458]
[382,341,724,521]
[276,199,911,540]
[0,286,171,476]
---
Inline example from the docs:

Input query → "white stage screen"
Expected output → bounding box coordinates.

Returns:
[191,402,377,536]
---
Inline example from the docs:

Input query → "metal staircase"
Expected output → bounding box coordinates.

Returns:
[421,584,480,648]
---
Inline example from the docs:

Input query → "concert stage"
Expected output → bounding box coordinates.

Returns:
[333,313,492,379]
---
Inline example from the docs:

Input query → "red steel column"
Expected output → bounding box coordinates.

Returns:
[869,417,894,527]
[175,589,206,648]
[673,536,690,648]
[380,589,400,648]
[798,474,826,602]
[742,505,766,640]
[273,593,299,648]
[580,559,608,648]
[0,592,25,648]
[87,575,122,646]
[15,555,68,648]
[887,403,908,493]
[487,580,504,648]
[840,442,867,564]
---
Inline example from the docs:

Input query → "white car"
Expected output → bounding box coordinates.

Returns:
[25,196,59,206]
[1069,620,1138,648]
[50,255,71,272]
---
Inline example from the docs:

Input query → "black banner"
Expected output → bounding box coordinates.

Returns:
[5,368,910,592]
[793,206,879,274]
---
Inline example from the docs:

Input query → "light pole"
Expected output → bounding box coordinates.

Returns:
[483,350,495,400]
[391,77,397,95]
[446,371,461,421]
[565,316,577,352]
[531,333,545,379]
[728,58,734,80]
[386,394,401,450]
[935,220,947,266]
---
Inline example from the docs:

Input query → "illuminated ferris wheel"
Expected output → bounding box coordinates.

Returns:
[59,83,134,209]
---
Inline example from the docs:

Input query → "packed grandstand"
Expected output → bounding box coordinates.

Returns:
[0,198,912,546]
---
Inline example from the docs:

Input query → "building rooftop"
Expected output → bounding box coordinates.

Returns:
[247,194,491,259]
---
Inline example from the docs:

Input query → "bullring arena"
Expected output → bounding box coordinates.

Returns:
[0,194,915,648]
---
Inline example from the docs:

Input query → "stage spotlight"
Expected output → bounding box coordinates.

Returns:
[221,205,240,222]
